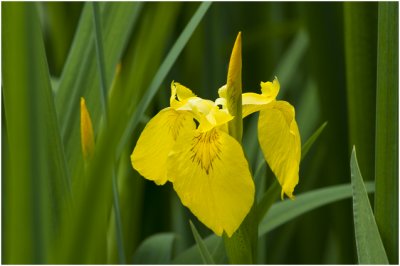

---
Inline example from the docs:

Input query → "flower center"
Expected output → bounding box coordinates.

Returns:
[190,129,222,175]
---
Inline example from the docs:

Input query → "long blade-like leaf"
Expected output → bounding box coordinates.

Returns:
[374,2,399,263]
[351,147,389,264]
[301,121,327,160]
[189,221,215,264]
[2,2,70,263]
[259,181,375,236]
[344,3,378,181]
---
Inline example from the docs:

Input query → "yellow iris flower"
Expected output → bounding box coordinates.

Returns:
[131,33,301,238]
[131,82,255,237]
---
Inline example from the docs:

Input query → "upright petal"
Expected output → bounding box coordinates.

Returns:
[241,77,279,118]
[258,101,301,199]
[260,77,280,99]
[168,128,255,237]
[170,81,197,108]
[131,108,195,185]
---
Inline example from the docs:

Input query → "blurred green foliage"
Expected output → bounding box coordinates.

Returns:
[2,2,398,264]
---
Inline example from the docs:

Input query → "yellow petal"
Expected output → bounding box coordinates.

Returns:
[241,78,279,118]
[170,81,197,108]
[198,106,233,132]
[258,101,301,199]
[260,77,280,99]
[242,92,274,118]
[218,84,227,99]
[131,108,195,185]
[167,128,255,237]
[80,97,95,161]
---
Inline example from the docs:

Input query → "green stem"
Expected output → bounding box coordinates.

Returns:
[223,32,257,264]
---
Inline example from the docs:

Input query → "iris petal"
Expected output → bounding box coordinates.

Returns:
[167,128,254,237]
[258,101,301,199]
[131,108,195,185]
[242,92,274,118]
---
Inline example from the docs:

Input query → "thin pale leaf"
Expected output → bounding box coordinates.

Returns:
[189,221,215,264]
[351,147,389,264]
[301,121,327,160]
[259,181,375,236]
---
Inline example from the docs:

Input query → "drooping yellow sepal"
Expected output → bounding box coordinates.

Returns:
[167,128,254,237]
[80,97,95,161]
[131,108,196,185]
[257,101,301,199]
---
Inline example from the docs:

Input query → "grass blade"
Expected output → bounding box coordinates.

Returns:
[2,2,70,263]
[274,29,309,94]
[111,171,126,264]
[189,221,215,264]
[91,4,125,262]
[172,236,220,264]
[344,3,378,181]
[259,181,375,236]
[374,2,399,263]
[351,147,389,264]
[91,1,108,116]
[301,121,327,160]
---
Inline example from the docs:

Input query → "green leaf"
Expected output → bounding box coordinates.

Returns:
[189,221,215,264]
[256,180,280,224]
[2,2,70,263]
[344,3,378,182]
[55,2,142,178]
[275,29,309,93]
[374,2,399,263]
[301,121,327,160]
[351,147,389,264]
[172,235,221,264]
[132,233,176,264]
[91,2,108,116]
[259,181,375,236]
[91,3,125,263]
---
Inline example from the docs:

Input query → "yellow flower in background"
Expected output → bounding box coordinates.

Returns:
[131,82,255,237]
